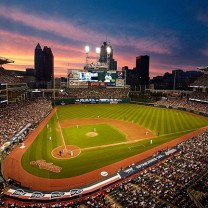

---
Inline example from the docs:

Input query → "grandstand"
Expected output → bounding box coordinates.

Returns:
[65,87,130,99]
[190,66,208,90]
[0,57,14,68]
[188,66,208,104]
[190,74,208,88]
[188,172,208,208]
[0,57,28,104]
[153,66,208,111]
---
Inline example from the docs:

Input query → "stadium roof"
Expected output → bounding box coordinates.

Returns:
[197,66,208,71]
[0,56,14,66]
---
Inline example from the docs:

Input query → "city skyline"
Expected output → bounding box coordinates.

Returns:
[0,0,208,77]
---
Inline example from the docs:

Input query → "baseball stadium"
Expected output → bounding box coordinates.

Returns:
[0,56,208,208]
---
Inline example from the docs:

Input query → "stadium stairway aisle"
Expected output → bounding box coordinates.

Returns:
[105,194,123,208]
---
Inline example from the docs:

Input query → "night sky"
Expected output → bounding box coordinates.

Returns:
[0,0,207,77]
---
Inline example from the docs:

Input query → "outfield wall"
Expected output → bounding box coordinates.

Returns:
[54,98,130,105]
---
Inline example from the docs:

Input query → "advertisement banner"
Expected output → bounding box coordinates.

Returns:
[88,82,106,87]
[116,79,125,86]
[116,71,125,79]
[68,80,79,86]
[79,81,88,86]
[68,69,80,79]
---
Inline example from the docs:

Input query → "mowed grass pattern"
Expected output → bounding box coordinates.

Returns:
[62,124,126,148]
[21,104,208,179]
[57,104,207,135]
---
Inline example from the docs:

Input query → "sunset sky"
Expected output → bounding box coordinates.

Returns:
[0,0,208,78]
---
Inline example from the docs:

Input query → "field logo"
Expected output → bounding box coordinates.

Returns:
[70,189,83,197]
[30,160,62,173]
[51,191,65,199]
[30,192,45,199]
[12,189,26,196]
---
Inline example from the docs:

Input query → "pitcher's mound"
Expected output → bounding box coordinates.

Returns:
[52,145,80,159]
[86,132,98,137]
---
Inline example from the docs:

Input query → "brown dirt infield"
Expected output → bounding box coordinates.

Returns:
[60,118,155,141]
[2,108,208,191]
[86,132,98,137]
[52,145,80,159]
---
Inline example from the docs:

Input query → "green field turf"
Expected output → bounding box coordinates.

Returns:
[62,124,126,148]
[21,104,208,179]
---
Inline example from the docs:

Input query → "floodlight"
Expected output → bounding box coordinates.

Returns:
[106,46,111,54]
[96,47,100,54]
[85,45,90,53]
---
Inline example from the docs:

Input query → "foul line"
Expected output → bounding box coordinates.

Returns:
[55,111,66,149]
[159,128,199,137]
[80,138,152,151]
[128,144,145,150]
[80,128,202,151]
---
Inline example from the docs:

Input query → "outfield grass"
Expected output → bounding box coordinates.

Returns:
[21,104,208,178]
[56,104,207,135]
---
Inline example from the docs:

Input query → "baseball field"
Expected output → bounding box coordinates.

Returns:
[19,103,208,181]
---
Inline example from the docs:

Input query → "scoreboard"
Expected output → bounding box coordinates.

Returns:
[68,69,125,87]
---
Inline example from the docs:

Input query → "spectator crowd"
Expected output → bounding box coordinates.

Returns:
[189,92,208,102]
[156,97,208,113]
[191,74,208,87]
[61,87,130,99]
[0,67,21,84]
[0,98,52,147]
[189,172,208,207]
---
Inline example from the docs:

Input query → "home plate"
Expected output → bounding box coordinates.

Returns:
[101,171,108,177]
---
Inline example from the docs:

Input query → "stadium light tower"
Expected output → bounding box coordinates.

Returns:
[85,45,90,65]
[106,46,111,70]
[96,47,100,63]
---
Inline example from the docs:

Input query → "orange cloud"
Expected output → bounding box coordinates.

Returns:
[0,5,178,55]
[0,31,86,76]
[0,5,180,77]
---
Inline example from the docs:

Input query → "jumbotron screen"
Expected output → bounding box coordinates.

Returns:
[78,71,121,86]
[68,69,125,86]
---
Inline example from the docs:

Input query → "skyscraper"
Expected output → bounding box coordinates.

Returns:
[34,43,43,81]
[42,46,54,83]
[34,43,54,88]
[136,55,149,86]
[99,42,117,70]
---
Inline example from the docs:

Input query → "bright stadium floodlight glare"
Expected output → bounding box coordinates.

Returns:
[106,46,111,54]
[96,47,100,64]
[85,45,90,65]
[96,47,100,54]
[106,46,111,70]
[85,45,90,53]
